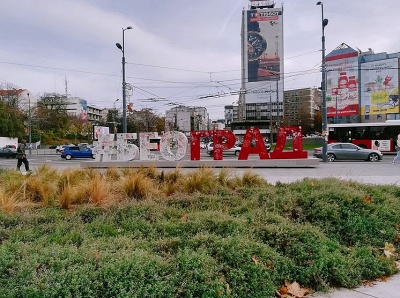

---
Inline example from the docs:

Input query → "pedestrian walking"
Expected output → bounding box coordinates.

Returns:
[392,133,400,164]
[16,139,32,173]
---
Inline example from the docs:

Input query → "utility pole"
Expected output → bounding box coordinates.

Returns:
[116,26,132,133]
[113,98,119,140]
[317,1,329,162]
[269,86,273,144]
[28,93,32,155]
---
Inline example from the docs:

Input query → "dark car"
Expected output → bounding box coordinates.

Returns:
[313,142,383,162]
[61,146,94,160]
[4,145,16,149]
[0,148,17,158]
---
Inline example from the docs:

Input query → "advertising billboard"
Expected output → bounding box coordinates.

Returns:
[243,7,283,104]
[80,99,88,122]
[326,53,359,117]
[225,106,234,124]
[360,58,399,116]
[93,126,110,141]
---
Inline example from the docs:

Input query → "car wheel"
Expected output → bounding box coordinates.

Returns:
[208,151,213,157]
[234,150,240,156]
[368,153,379,162]
[327,153,336,162]
[92,154,95,159]
[65,154,72,160]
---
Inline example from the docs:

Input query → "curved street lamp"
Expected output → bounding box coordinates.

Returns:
[317,2,328,162]
[116,26,132,133]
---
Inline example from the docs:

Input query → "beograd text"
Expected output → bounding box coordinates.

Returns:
[92,126,307,162]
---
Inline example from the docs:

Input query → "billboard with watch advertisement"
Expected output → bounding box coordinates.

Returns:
[360,58,399,116]
[243,7,283,104]
[326,53,359,117]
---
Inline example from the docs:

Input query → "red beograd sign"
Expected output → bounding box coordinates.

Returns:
[92,126,307,162]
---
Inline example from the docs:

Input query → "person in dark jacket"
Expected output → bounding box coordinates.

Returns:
[16,139,31,173]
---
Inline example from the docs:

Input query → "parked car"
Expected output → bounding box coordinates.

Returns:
[4,144,16,149]
[206,142,241,157]
[61,145,95,160]
[0,148,17,158]
[313,142,383,162]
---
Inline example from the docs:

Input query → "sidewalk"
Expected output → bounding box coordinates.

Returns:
[311,269,400,298]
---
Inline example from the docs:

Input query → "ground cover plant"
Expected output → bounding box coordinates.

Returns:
[0,165,399,297]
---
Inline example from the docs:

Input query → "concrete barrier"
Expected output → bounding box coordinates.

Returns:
[81,158,320,169]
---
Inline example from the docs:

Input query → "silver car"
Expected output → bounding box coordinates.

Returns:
[206,142,241,157]
[313,142,383,162]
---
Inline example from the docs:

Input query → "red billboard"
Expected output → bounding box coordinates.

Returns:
[326,51,359,117]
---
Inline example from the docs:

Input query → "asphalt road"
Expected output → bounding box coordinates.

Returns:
[1,150,400,186]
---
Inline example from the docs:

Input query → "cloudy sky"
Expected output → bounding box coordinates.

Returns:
[1,0,399,119]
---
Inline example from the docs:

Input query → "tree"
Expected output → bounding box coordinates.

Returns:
[314,110,322,134]
[106,109,121,133]
[66,117,93,142]
[127,108,164,133]
[280,116,292,127]
[35,93,72,134]
[0,84,26,138]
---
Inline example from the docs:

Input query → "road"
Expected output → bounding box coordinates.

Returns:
[1,151,399,185]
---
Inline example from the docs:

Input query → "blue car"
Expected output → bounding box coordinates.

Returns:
[61,146,94,160]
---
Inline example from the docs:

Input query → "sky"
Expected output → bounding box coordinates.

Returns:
[0,0,399,120]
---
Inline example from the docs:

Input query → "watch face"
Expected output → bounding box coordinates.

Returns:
[248,32,267,61]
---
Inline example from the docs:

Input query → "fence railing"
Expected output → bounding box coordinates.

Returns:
[28,149,60,155]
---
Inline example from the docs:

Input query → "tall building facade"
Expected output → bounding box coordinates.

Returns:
[237,0,284,128]
[165,106,209,134]
[227,0,283,134]
[283,88,321,134]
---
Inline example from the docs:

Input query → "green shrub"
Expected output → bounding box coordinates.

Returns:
[1,173,400,297]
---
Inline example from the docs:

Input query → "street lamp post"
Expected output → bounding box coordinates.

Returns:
[317,1,328,162]
[27,92,32,155]
[116,26,132,133]
[335,94,338,124]
[113,98,119,136]
[269,86,273,144]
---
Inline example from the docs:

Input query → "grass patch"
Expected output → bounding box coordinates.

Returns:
[0,169,399,297]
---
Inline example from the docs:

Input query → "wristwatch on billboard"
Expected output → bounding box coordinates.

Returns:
[247,20,267,81]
